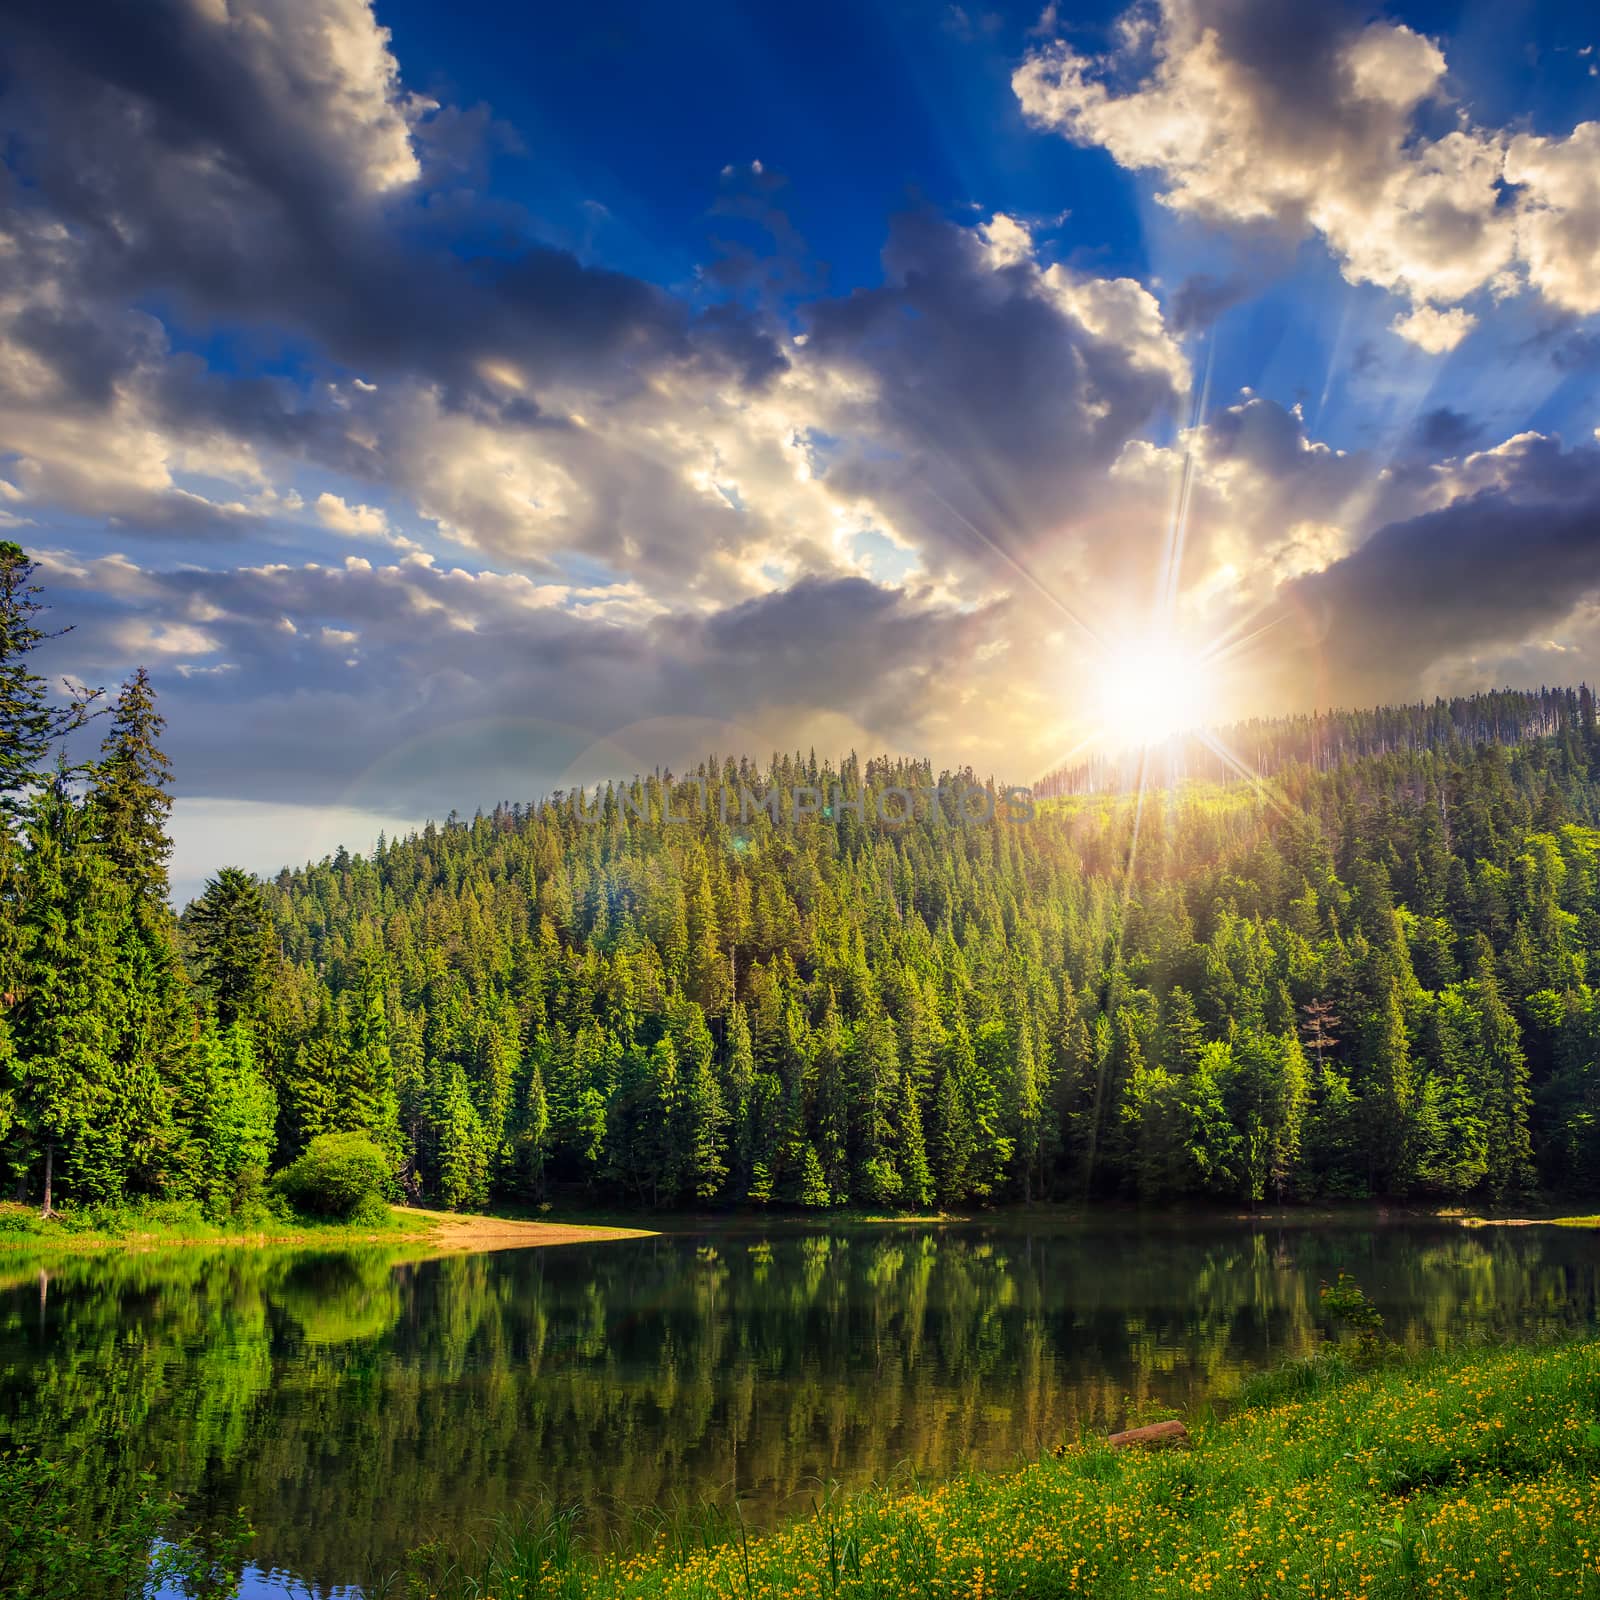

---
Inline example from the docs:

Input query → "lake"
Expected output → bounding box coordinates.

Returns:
[4,1216,1599,1596]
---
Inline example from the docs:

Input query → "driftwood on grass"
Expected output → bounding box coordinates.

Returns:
[1105,1420,1190,1450]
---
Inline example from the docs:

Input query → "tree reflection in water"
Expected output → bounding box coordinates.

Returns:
[2,1217,1597,1593]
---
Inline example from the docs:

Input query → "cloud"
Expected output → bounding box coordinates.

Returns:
[0,0,785,528]
[42,552,1028,820]
[1410,407,1482,454]
[1013,0,1600,347]
[1390,305,1477,354]
[8,0,1600,843]
[1,11,1199,608]
[1168,272,1251,332]
[802,210,1189,585]
[1279,432,1600,702]
[315,494,389,538]
[1504,123,1600,318]
[0,0,780,396]
[312,490,420,550]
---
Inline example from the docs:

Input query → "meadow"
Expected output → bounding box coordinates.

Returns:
[388,1336,1600,1600]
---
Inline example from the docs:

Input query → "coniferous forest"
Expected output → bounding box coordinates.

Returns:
[4,537,1600,1217]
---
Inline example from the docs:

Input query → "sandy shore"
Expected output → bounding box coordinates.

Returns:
[394,1208,657,1250]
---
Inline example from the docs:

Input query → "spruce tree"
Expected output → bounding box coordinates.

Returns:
[8,776,126,1209]
[184,868,275,1029]
[0,542,98,818]
[91,669,173,908]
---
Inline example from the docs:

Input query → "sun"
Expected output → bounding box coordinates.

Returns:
[1091,634,1218,745]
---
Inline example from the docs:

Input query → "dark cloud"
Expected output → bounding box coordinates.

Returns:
[1284,440,1600,700]
[704,162,823,305]
[0,0,782,406]
[804,209,1185,571]
[46,557,1008,815]
[1410,407,1483,455]
[1169,273,1251,333]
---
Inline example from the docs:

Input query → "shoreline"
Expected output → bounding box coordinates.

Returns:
[387,1206,656,1251]
[2,1197,1593,1257]
[398,1336,1600,1600]
[0,1204,656,1256]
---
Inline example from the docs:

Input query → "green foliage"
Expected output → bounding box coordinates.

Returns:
[0,541,98,820]
[385,1339,1600,1600]
[1320,1270,1388,1361]
[217,687,1600,1214]
[5,548,1600,1217]
[180,868,275,1032]
[189,1020,278,1215]
[90,669,173,909]
[272,1132,394,1220]
[0,1446,250,1599]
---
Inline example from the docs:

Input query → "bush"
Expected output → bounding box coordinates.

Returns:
[0,1203,43,1235]
[272,1133,394,1219]
[55,1202,125,1235]
[1319,1270,1387,1361]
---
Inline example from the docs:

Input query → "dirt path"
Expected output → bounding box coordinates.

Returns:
[395,1208,657,1251]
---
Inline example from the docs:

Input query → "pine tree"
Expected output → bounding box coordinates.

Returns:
[434,1059,490,1209]
[797,1141,831,1207]
[91,669,173,908]
[930,1064,974,1203]
[896,1071,934,1207]
[187,1018,278,1212]
[1357,961,1417,1193]
[184,869,276,1030]
[0,542,97,818]
[1470,951,1535,1198]
[7,777,126,1209]
[684,1051,729,1202]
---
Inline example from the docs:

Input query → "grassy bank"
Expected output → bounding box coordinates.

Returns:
[388,1339,1600,1600]
[4,1196,1595,1253]
[0,1199,652,1254]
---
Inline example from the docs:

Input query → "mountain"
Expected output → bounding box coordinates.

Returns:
[232,698,1600,1209]
[6,546,1598,1213]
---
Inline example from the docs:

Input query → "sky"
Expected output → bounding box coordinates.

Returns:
[2,0,1599,901]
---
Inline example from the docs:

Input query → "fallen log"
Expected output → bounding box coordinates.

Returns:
[1105,1419,1190,1450]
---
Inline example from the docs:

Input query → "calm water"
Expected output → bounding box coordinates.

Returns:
[4,1217,1600,1594]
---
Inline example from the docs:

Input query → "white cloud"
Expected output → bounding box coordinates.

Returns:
[1014,0,1600,346]
[1389,304,1477,353]
[314,491,390,537]
[1504,123,1600,317]
[112,619,223,656]
[186,0,426,196]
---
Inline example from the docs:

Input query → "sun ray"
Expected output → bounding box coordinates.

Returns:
[913,477,1107,650]
[1194,729,1295,820]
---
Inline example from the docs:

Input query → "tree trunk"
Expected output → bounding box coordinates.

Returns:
[40,1143,53,1219]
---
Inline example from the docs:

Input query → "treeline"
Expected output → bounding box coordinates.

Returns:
[0,543,275,1214]
[3,537,1600,1213]
[244,734,1600,1211]
[1038,685,1597,796]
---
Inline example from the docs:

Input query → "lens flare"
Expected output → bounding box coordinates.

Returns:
[1092,635,1217,745]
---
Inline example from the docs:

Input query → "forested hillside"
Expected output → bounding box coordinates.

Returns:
[246,728,1600,1210]
[3,539,1600,1214]
[1039,686,1598,795]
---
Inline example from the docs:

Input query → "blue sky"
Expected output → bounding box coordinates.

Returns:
[2,0,1599,898]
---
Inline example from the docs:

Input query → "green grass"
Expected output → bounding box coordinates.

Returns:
[0,1197,411,1251]
[381,1338,1600,1600]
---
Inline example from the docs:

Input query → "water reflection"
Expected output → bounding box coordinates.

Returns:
[4,1218,1599,1593]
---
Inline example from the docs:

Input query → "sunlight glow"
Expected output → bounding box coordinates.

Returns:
[1092,635,1218,745]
